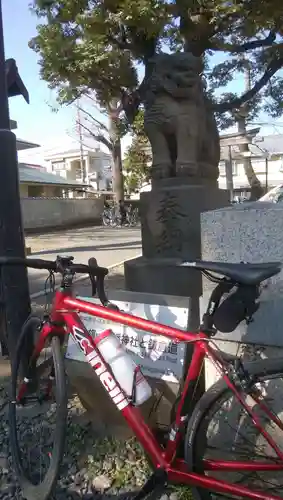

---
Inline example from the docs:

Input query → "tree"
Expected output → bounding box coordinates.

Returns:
[30,1,139,202]
[69,93,128,195]
[208,45,283,198]
[123,110,151,194]
[30,0,283,194]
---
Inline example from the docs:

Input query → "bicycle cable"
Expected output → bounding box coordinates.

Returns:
[43,270,56,315]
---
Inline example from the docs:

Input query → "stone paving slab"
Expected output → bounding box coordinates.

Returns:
[25,225,140,296]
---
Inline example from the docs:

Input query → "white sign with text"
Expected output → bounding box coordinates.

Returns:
[65,297,188,383]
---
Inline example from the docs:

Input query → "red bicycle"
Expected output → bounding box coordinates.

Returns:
[6,255,283,500]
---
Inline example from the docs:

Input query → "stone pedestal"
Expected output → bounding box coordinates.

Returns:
[124,181,229,428]
[67,289,190,437]
[125,183,229,298]
[201,203,283,389]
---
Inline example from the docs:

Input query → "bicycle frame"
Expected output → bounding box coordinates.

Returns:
[22,288,283,500]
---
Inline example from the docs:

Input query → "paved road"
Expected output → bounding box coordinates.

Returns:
[26,226,141,296]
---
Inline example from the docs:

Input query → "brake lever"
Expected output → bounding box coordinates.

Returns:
[88,257,97,296]
[89,274,97,296]
[95,273,119,310]
[89,272,119,310]
[96,275,109,306]
[88,257,109,306]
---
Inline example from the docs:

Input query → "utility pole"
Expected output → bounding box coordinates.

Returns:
[76,99,87,184]
[0,0,31,360]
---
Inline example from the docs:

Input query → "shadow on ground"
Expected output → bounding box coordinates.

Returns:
[32,241,141,256]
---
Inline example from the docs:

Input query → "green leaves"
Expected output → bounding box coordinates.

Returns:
[30,0,283,124]
[30,0,140,108]
[123,110,151,193]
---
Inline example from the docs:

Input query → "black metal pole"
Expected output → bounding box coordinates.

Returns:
[0,0,31,360]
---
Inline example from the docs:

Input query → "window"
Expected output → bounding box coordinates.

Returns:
[28,185,44,198]
[219,160,238,177]
[53,187,62,197]
[219,161,226,176]
[75,160,85,180]
[232,161,238,176]
[52,160,65,172]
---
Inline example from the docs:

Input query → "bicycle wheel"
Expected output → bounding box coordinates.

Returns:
[102,214,110,226]
[9,315,67,500]
[185,356,283,499]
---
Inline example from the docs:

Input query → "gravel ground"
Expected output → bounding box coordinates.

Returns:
[0,266,191,500]
[0,381,186,500]
[0,382,144,499]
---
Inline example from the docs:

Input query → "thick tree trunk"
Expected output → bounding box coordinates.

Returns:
[108,113,124,202]
[236,62,264,201]
[237,117,264,201]
[112,138,124,202]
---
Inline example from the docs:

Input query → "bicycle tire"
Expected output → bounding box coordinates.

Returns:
[184,356,283,500]
[102,216,110,226]
[9,315,67,500]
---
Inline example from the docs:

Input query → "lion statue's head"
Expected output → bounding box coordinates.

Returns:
[147,52,204,101]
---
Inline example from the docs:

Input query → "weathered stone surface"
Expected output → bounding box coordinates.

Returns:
[201,203,283,346]
[144,52,219,183]
[66,289,191,434]
[140,185,229,259]
[125,185,229,297]
[125,257,202,297]
[123,187,229,428]
[201,203,283,387]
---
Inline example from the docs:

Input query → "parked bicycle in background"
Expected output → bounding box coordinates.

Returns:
[102,201,139,228]
[126,204,139,226]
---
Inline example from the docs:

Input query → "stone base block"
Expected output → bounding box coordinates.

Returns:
[125,256,202,297]
[66,289,197,436]
[201,203,283,388]
[140,185,229,260]
[66,359,179,437]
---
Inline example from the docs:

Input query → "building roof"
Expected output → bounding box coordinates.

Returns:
[18,163,85,187]
[220,133,283,160]
[16,139,40,151]
[253,134,283,155]
[44,145,111,161]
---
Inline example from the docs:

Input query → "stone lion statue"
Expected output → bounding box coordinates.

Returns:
[144,52,220,181]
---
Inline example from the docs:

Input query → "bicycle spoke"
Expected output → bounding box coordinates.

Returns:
[197,374,283,497]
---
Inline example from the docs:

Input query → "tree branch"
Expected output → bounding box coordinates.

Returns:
[108,101,124,119]
[212,11,242,37]
[210,30,277,53]
[78,106,109,133]
[214,56,283,113]
[77,121,113,151]
[121,74,149,123]
[65,88,85,106]
[106,33,133,51]
[67,130,95,152]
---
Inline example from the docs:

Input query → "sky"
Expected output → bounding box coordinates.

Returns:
[3,0,80,156]
[3,0,283,165]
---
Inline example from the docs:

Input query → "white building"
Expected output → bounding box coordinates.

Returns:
[133,134,283,198]
[11,123,87,198]
[44,146,112,192]
[218,134,283,197]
